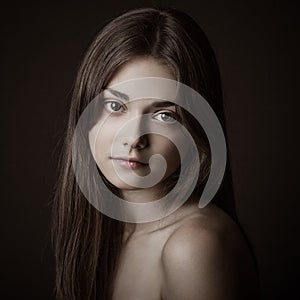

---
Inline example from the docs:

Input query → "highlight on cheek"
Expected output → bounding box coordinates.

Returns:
[72,77,227,223]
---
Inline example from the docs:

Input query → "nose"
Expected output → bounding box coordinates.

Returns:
[124,134,148,150]
[122,117,149,150]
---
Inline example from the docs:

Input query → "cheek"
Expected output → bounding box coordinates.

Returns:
[89,119,116,165]
[151,136,181,171]
[166,144,181,172]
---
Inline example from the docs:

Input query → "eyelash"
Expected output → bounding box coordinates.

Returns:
[104,100,178,123]
[104,100,126,113]
[152,111,177,123]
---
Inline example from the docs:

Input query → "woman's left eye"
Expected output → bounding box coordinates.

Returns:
[104,100,125,112]
[153,112,177,123]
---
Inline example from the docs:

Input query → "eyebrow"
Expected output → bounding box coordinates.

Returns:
[152,101,176,108]
[105,88,130,101]
[105,88,176,108]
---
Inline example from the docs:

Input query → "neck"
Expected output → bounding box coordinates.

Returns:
[120,185,160,204]
[119,183,163,227]
[121,190,200,238]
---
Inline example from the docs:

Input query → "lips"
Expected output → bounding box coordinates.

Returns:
[110,156,149,170]
[110,156,148,165]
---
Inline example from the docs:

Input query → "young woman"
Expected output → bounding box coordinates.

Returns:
[52,7,261,300]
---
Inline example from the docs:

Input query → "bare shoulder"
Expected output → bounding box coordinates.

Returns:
[161,203,261,300]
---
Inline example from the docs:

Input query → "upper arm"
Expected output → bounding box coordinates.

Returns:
[161,222,258,300]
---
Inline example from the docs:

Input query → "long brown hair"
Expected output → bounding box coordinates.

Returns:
[52,7,238,299]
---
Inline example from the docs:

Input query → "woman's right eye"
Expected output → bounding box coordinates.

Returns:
[104,100,126,113]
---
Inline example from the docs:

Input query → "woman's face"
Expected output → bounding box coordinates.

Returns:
[89,56,186,192]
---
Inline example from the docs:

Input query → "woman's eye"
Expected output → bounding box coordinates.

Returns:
[104,100,125,112]
[153,112,177,123]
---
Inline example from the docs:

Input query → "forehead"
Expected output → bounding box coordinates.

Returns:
[104,57,182,104]
[108,56,175,87]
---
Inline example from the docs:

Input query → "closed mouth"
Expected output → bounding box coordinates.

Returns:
[110,157,149,166]
[110,157,149,170]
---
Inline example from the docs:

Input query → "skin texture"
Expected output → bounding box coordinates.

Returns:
[112,201,261,300]
[161,207,261,300]
[89,56,261,299]
[89,56,183,203]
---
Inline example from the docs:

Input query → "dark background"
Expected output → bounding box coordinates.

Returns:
[2,1,299,299]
